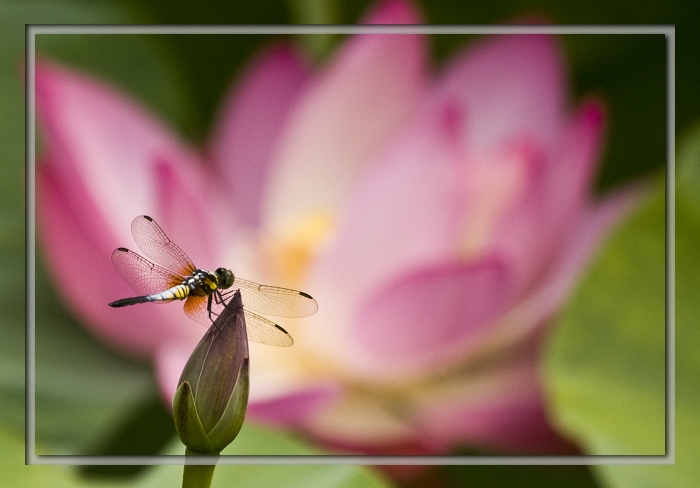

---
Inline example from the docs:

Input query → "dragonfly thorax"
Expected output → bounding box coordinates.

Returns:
[215,267,235,289]
[185,269,220,295]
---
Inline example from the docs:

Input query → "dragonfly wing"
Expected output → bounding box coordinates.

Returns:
[234,277,318,318]
[183,294,214,327]
[112,248,184,296]
[242,309,294,347]
[131,215,196,276]
[184,293,293,347]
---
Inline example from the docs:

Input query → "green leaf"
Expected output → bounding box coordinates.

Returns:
[7,1,195,135]
[544,182,666,456]
[678,121,700,212]
[32,257,156,455]
[0,0,192,456]
[0,426,118,488]
[544,122,700,488]
[213,424,390,487]
[219,422,319,456]
[584,127,700,488]
[588,131,700,488]
[655,162,700,487]
[125,424,391,488]
[6,421,390,488]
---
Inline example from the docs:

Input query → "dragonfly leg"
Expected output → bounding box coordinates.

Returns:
[214,290,226,305]
[207,293,222,331]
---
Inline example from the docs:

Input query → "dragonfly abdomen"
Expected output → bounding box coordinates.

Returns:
[109,284,191,307]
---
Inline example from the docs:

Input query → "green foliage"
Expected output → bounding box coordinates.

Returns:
[544,184,666,456]
[544,124,700,488]
[0,423,390,488]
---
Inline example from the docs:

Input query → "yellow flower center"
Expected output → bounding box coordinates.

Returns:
[264,210,335,287]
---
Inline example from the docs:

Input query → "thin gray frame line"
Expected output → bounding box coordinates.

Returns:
[28,24,671,35]
[665,26,676,462]
[25,23,37,467]
[26,24,674,466]
[33,455,672,466]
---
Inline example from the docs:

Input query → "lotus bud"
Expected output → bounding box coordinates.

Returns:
[172,291,249,453]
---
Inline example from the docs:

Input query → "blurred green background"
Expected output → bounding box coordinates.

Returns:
[2,0,694,486]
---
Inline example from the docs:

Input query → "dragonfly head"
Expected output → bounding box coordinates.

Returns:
[215,267,235,289]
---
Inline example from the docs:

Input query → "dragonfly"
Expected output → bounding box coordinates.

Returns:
[108,215,317,347]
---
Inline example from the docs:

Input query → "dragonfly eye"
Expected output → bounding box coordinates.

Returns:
[216,268,234,289]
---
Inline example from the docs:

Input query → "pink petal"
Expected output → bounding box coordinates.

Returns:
[35,60,218,355]
[146,157,225,269]
[488,100,607,297]
[435,34,566,155]
[314,102,468,294]
[542,99,606,219]
[411,340,576,453]
[350,257,512,378]
[458,136,542,260]
[489,184,646,349]
[363,0,424,24]
[303,103,473,370]
[36,61,216,255]
[246,385,342,428]
[263,0,426,232]
[417,388,575,453]
[208,44,311,229]
[298,339,574,454]
[301,390,419,449]
[37,164,200,358]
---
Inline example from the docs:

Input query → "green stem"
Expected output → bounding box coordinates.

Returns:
[182,448,219,488]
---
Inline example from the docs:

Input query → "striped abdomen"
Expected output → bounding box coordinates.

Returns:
[109,284,191,308]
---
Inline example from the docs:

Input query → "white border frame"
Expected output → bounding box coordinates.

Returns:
[26,24,674,466]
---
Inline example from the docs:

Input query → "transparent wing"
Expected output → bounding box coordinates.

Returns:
[242,310,294,347]
[111,248,184,296]
[188,291,293,346]
[233,277,318,318]
[131,215,196,276]
[183,294,214,327]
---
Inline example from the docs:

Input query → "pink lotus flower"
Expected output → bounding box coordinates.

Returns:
[36,0,639,455]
